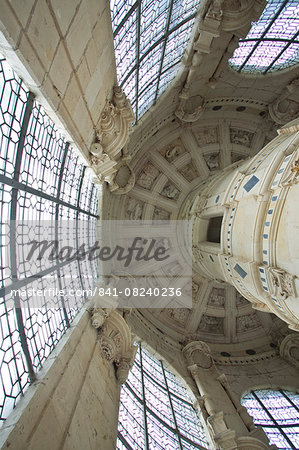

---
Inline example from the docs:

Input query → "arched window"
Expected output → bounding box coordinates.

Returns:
[242,389,299,449]
[117,343,210,449]
[229,0,299,74]
[110,0,201,120]
[0,55,98,423]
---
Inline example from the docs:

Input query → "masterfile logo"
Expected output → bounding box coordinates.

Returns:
[6,220,192,309]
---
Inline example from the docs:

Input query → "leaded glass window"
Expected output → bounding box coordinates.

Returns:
[229,0,299,74]
[117,344,210,449]
[110,0,201,120]
[0,55,98,423]
[242,389,299,449]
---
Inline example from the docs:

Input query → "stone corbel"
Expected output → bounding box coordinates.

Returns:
[280,333,299,369]
[220,0,266,32]
[175,88,204,123]
[183,340,214,369]
[89,86,135,194]
[269,77,299,125]
[97,310,136,384]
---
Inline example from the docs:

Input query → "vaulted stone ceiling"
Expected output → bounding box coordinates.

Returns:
[102,0,299,360]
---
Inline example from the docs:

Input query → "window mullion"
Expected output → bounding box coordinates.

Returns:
[160,359,184,450]
[139,344,149,449]
[251,391,296,450]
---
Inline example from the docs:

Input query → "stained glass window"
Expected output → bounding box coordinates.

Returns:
[0,55,98,423]
[229,0,299,74]
[110,0,201,120]
[117,343,210,449]
[242,389,299,449]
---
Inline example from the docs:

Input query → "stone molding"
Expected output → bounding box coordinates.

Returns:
[90,86,135,194]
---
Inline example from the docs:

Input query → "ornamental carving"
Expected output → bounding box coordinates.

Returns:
[268,267,296,301]
[195,128,218,146]
[136,163,160,190]
[160,182,180,200]
[220,0,266,32]
[204,153,220,170]
[280,334,299,369]
[125,198,144,220]
[97,310,136,384]
[183,340,214,369]
[230,128,254,147]
[89,86,135,194]
[282,149,299,186]
[175,89,204,123]
[269,77,299,125]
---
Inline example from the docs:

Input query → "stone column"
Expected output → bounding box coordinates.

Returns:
[186,118,299,331]
[183,340,276,449]
[0,306,136,450]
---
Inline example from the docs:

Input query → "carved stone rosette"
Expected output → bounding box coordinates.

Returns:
[90,86,135,194]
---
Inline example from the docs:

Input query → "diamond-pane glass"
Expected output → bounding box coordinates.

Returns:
[117,344,210,449]
[110,0,201,119]
[0,55,98,424]
[229,0,299,73]
[242,389,299,449]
